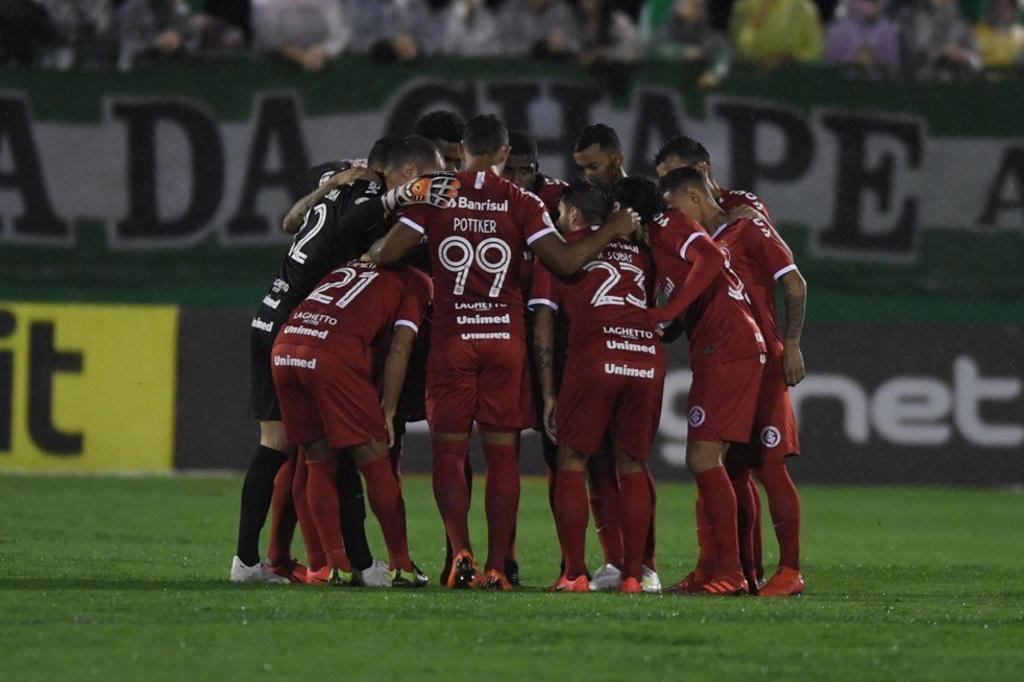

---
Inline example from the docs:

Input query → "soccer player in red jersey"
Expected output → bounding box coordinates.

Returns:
[369,114,640,590]
[655,137,807,596]
[649,167,768,596]
[271,257,437,587]
[529,183,665,594]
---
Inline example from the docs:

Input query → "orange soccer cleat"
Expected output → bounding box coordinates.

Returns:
[551,574,590,593]
[620,577,643,594]
[305,566,352,587]
[472,569,513,591]
[759,567,805,597]
[270,559,308,584]
[702,572,750,596]
[666,570,711,595]
[445,550,478,590]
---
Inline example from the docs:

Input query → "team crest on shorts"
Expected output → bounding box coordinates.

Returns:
[761,426,781,448]
[688,406,706,428]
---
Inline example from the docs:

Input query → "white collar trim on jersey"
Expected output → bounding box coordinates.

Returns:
[711,221,732,240]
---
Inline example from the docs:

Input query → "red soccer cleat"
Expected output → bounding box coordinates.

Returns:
[620,577,643,594]
[702,572,750,596]
[666,570,710,595]
[445,550,478,590]
[305,565,352,586]
[551,574,590,593]
[759,566,805,597]
[270,559,308,584]
[471,569,513,591]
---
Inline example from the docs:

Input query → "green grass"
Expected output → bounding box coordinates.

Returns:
[1,475,1022,681]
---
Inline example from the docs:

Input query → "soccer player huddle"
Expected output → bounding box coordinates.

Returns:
[230,109,807,598]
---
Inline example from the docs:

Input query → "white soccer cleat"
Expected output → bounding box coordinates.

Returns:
[589,563,622,592]
[356,559,392,588]
[641,565,662,594]
[229,556,290,584]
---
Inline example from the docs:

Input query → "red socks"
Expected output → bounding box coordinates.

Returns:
[553,470,589,580]
[731,468,757,585]
[266,453,297,567]
[749,476,765,579]
[432,439,471,554]
[619,471,653,581]
[695,495,714,576]
[483,441,520,572]
[358,455,412,572]
[588,461,623,567]
[695,467,741,577]
[306,457,352,572]
[291,452,325,571]
[758,460,802,570]
[643,468,657,572]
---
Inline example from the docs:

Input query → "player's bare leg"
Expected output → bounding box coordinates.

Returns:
[347,440,426,587]
[757,458,804,596]
[432,431,476,588]
[614,446,653,594]
[551,445,591,592]
[473,427,520,591]
[684,440,748,596]
[302,438,354,586]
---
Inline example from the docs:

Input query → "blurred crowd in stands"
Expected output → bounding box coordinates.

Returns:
[1,0,1022,82]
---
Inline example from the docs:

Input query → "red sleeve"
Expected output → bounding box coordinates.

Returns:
[527,257,561,311]
[653,212,703,259]
[393,204,432,237]
[513,186,558,247]
[752,218,797,281]
[394,269,433,334]
[650,234,725,324]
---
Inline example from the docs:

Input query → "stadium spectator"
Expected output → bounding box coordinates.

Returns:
[825,0,901,72]
[900,0,982,76]
[0,0,60,66]
[730,0,825,67]
[974,0,1024,67]
[649,0,732,88]
[251,0,350,72]
[578,0,642,65]
[438,0,502,56]
[349,0,435,63]
[499,0,581,58]
[34,0,115,69]
[117,0,197,71]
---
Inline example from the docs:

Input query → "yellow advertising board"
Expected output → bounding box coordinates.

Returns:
[0,302,177,472]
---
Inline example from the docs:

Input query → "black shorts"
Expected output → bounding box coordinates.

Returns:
[248,313,284,421]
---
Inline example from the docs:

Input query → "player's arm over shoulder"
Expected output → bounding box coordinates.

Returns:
[368,207,431,265]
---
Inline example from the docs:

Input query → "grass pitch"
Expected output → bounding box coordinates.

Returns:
[1,474,1021,681]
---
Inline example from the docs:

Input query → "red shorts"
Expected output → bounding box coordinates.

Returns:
[729,353,800,467]
[426,335,531,434]
[687,354,765,444]
[271,342,388,449]
[557,347,666,462]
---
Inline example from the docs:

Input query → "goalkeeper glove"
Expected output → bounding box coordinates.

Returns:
[382,172,461,213]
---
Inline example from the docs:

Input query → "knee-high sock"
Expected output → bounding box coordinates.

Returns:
[358,455,412,572]
[758,459,801,570]
[619,471,653,581]
[642,468,657,572]
[266,453,297,566]
[749,476,765,579]
[695,495,715,576]
[483,441,520,572]
[337,454,372,571]
[695,467,740,576]
[553,470,589,580]
[236,444,289,565]
[433,439,471,555]
[306,457,351,572]
[292,452,325,571]
[542,434,558,514]
[731,468,757,585]
[588,458,623,568]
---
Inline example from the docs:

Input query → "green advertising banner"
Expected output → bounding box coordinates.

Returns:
[1,58,1022,322]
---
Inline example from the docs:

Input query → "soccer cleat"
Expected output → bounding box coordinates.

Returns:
[445,550,478,590]
[551,574,590,593]
[759,566,805,597]
[620,577,643,594]
[391,562,429,588]
[472,569,513,591]
[306,565,353,586]
[702,572,750,596]
[666,570,710,595]
[269,558,308,584]
[641,565,662,594]
[588,563,622,592]
[230,556,290,585]
[505,559,521,587]
[352,559,392,588]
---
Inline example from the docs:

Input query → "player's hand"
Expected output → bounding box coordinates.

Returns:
[724,204,767,224]
[782,342,805,387]
[382,173,461,213]
[542,395,558,444]
[605,208,641,238]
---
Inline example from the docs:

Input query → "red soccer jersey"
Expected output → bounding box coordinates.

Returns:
[529,229,658,358]
[711,216,796,356]
[395,170,557,341]
[532,173,569,214]
[718,187,773,224]
[277,260,432,352]
[649,210,765,363]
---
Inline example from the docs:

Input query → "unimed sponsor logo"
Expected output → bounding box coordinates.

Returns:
[282,325,328,340]
[604,363,656,379]
[606,339,657,355]
[273,355,317,370]
[657,355,1023,465]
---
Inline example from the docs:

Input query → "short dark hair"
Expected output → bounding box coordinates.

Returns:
[367,136,399,171]
[463,114,509,156]
[574,123,620,154]
[612,176,664,225]
[560,181,612,224]
[385,135,442,171]
[654,136,710,167]
[659,166,707,196]
[508,130,538,161]
[413,110,466,145]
